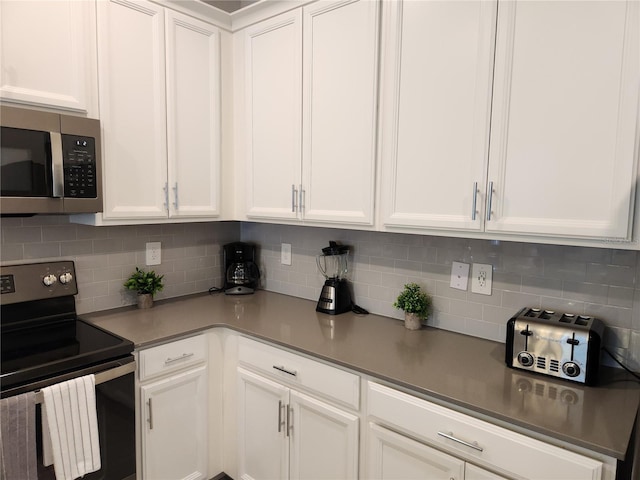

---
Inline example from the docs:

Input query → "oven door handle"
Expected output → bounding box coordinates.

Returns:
[33,362,135,405]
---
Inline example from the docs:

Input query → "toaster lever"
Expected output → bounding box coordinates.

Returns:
[566,338,580,345]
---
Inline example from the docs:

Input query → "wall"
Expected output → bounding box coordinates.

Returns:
[0,216,240,314]
[1,216,638,370]
[242,222,640,371]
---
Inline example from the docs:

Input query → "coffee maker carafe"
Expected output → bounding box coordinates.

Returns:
[316,241,352,315]
[224,242,260,295]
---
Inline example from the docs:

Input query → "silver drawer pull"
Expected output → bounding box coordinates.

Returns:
[437,431,484,452]
[164,352,195,365]
[273,365,297,377]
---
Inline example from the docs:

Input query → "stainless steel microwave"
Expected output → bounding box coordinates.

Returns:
[0,105,102,215]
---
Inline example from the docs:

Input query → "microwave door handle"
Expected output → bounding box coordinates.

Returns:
[50,132,64,198]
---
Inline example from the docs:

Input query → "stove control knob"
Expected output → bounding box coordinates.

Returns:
[59,272,73,284]
[562,362,580,377]
[43,274,58,287]
[517,351,534,367]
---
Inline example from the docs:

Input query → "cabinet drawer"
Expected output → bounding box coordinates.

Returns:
[238,336,360,410]
[367,382,602,480]
[139,334,207,381]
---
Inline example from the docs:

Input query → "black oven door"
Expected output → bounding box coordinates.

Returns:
[34,359,136,480]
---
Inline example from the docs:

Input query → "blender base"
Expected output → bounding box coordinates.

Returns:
[316,279,352,315]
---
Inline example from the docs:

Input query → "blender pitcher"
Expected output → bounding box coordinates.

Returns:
[316,241,349,281]
[316,241,352,315]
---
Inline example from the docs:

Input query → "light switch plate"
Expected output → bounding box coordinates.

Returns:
[450,262,470,291]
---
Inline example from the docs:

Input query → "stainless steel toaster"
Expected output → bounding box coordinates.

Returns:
[505,307,604,385]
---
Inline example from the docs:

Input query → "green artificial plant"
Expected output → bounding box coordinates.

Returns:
[393,283,432,320]
[124,267,164,296]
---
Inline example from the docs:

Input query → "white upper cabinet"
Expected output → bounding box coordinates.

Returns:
[243,0,380,226]
[0,0,98,115]
[301,0,379,225]
[244,9,302,221]
[166,10,221,218]
[380,0,496,232]
[96,0,221,222]
[379,0,640,243]
[486,0,639,239]
[98,0,168,219]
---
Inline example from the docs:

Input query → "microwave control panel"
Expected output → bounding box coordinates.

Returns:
[62,134,97,198]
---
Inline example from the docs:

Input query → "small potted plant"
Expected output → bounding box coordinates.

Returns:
[124,267,164,309]
[393,283,432,330]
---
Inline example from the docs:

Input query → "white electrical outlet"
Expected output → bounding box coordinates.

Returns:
[471,263,492,295]
[146,242,161,266]
[450,261,470,291]
[281,243,292,265]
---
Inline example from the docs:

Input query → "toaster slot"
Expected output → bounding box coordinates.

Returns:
[540,310,555,320]
[575,316,590,326]
[524,308,540,317]
[559,313,574,323]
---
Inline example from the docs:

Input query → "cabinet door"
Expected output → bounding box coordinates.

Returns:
[289,390,359,480]
[244,10,302,221]
[166,10,221,218]
[379,0,496,231]
[487,0,639,239]
[0,0,96,113]
[141,366,208,480]
[97,0,168,219]
[301,0,379,225]
[237,367,290,480]
[368,423,465,480]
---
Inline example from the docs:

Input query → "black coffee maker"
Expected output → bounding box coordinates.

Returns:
[223,242,260,295]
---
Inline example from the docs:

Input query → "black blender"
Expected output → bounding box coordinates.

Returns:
[316,241,352,315]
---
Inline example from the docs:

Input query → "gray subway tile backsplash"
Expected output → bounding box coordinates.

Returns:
[1,217,638,371]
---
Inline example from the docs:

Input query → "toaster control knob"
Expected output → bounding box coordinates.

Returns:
[43,274,57,287]
[59,272,73,284]
[517,352,534,367]
[562,362,580,377]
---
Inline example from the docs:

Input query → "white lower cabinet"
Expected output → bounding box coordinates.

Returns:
[366,382,604,480]
[138,334,209,480]
[237,337,360,480]
[368,423,505,480]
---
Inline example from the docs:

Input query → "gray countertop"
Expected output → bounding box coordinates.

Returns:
[85,290,640,461]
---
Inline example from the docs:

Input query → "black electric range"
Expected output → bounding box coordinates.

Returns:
[0,261,134,396]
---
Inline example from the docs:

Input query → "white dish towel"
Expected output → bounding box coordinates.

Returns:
[41,375,101,480]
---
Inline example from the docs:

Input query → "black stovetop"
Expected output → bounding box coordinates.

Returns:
[1,317,134,392]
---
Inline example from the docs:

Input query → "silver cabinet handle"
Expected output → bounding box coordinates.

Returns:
[299,185,305,213]
[172,182,178,209]
[286,404,292,437]
[278,400,284,433]
[50,132,64,198]
[163,182,169,211]
[164,352,194,365]
[291,184,298,212]
[486,181,494,221]
[437,431,483,452]
[471,181,478,220]
[273,365,297,377]
[148,398,154,430]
